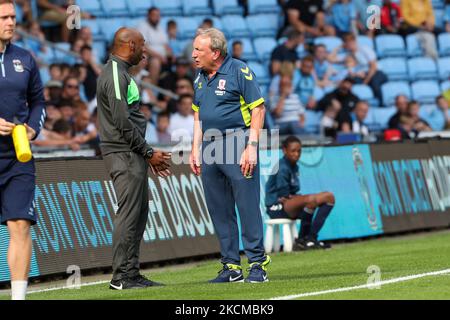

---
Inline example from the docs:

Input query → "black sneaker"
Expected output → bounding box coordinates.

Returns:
[109,277,147,290]
[293,238,308,251]
[313,240,331,249]
[131,274,165,287]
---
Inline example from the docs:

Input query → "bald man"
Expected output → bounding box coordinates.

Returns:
[96,28,172,290]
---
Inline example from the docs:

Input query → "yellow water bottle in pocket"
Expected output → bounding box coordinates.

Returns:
[12,124,32,163]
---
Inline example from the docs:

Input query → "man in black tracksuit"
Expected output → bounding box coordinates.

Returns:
[96,28,171,290]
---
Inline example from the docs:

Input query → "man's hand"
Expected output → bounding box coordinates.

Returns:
[24,123,36,141]
[240,144,257,177]
[147,150,172,177]
[0,118,15,136]
[189,148,201,176]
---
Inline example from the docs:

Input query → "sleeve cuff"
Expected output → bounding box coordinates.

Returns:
[248,97,265,110]
[192,103,199,112]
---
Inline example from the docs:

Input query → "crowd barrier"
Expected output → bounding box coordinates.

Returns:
[1,140,449,282]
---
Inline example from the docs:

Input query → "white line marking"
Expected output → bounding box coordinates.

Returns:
[270,268,450,300]
[27,280,110,294]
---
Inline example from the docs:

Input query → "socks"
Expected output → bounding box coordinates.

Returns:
[11,280,28,300]
[311,203,334,240]
[298,207,314,239]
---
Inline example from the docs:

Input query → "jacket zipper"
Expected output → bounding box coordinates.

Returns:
[0,46,5,78]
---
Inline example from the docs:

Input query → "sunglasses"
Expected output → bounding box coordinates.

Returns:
[66,84,79,89]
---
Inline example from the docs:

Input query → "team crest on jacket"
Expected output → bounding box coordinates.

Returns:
[13,59,24,73]
[217,79,226,90]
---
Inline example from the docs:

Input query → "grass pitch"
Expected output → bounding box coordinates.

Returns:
[4,230,450,300]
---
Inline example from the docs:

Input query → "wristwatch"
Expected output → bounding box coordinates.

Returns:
[144,148,154,160]
[247,141,258,147]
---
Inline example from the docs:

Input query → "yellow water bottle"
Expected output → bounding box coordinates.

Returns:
[12,124,32,163]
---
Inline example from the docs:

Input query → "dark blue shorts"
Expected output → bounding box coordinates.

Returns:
[0,158,36,226]
[266,203,290,219]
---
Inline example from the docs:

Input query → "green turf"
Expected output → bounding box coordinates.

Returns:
[5,230,450,300]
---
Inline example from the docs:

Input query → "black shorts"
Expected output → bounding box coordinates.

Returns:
[266,203,290,219]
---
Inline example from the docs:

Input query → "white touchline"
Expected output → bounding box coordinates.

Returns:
[27,280,110,294]
[269,268,450,300]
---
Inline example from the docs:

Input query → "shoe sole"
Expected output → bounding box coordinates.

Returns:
[245,279,269,283]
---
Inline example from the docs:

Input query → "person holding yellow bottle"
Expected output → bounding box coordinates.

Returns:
[0,0,46,300]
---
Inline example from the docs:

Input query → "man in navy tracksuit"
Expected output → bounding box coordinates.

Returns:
[190,28,270,283]
[0,1,46,300]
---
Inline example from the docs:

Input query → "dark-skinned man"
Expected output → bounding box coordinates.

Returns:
[96,28,172,290]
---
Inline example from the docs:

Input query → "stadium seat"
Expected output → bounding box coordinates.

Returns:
[248,61,270,86]
[304,111,323,134]
[437,57,450,80]
[92,40,107,63]
[229,38,257,62]
[37,47,55,65]
[442,80,450,92]
[246,14,279,38]
[314,36,343,53]
[247,0,280,15]
[253,37,277,62]
[381,81,411,107]
[407,57,438,81]
[14,3,23,23]
[182,0,212,15]
[419,104,446,131]
[153,0,183,16]
[123,17,146,28]
[406,34,424,57]
[212,0,244,16]
[81,19,104,41]
[313,86,325,101]
[194,16,224,30]
[98,18,126,42]
[99,0,129,17]
[375,34,406,58]
[438,33,450,56]
[177,17,199,40]
[53,43,77,64]
[372,107,397,129]
[221,15,251,38]
[357,35,374,50]
[411,80,441,104]
[39,67,51,86]
[364,106,379,131]
[352,84,379,107]
[125,0,153,17]
[432,0,444,9]
[76,0,105,17]
[435,9,445,29]
[378,58,408,81]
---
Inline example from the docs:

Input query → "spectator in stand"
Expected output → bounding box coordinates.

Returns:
[269,61,299,103]
[436,95,450,130]
[140,75,159,108]
[407,100,432,133]
[168,94,195,142]
[140,104,158,144]
[60,63,71,80]
[57,99,75,123]
[49,63,63,82]
[398,115,416,139]
[26,21,47,56]
[72,108,98,148]
[297,56,316,110]
[156,112,172,144]
[270,29,303,76]
[137,7,174,84]
[158,57,193,93]
[283,0,335,38]
[353,0,372,35]
[388,95,409,129]
[60,76,82,103]
[44,80,63,102]
[42,103,62,130]
[164,78,195,114]
[80,45,101,103]
[332,55,366,83]
[320,99,341,137]
[330,33,387,102]
[341,100,370,136]
[37,0,91,42]
[32,118,79,150]
[313,44,335,89]
[167,20,182,58]
[15,0,33,23]
[329,0,357,36]
[232,40,246,62]
[76,26,94,47]
[270,75,306,135]
[380,0,403,34]
[317,77,360,129]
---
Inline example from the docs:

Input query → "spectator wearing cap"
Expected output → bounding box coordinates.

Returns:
[44,80,63,102]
